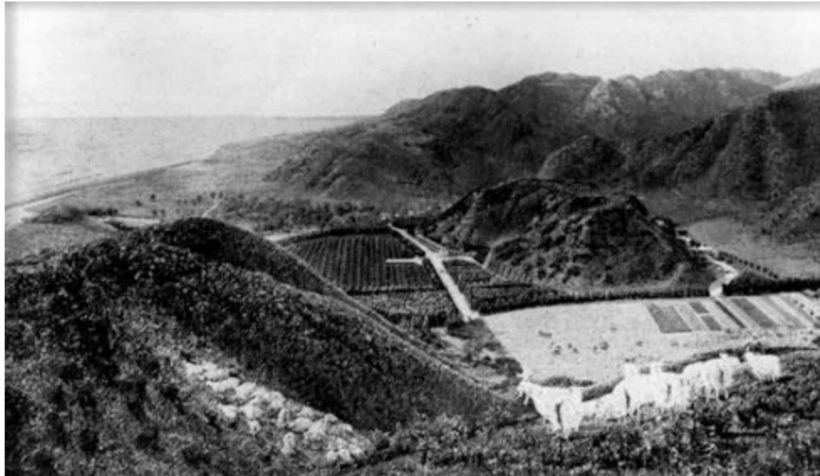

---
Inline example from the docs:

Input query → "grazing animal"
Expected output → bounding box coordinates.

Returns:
[647,362,684,409]
[598,383,629,420]
[716,353,743,397]
[681,361,720,400]
[517,376,586,436]
[699,360,724,399]
[527,385,570,431]
[621,363,656,415]
[744,351,782,381]
[556,387,585,437]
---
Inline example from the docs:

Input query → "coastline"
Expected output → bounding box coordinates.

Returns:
[4,159,199,229]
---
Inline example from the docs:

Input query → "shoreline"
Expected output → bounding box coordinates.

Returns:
[4,159,201,229]
[5,158,200,211]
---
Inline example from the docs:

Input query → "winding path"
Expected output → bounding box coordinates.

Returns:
[390,226,479,321]
[677,235,739,297]
[202,197,221,218]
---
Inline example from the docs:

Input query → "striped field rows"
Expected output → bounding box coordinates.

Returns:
[647,293,819,334]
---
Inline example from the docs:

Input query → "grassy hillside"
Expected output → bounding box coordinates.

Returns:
[424,179,712,291]
[6,219,512,474]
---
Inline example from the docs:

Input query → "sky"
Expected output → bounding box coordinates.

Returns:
[6,2,820,118]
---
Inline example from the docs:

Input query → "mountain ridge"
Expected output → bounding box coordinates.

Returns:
[540,85,820,241]
[239,67,785,208]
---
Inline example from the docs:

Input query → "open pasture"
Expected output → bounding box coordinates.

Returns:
[484,294,819,384]
[284,230,443,294]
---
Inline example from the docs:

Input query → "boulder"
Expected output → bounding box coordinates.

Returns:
[298,406,321,420]
[207,377,241,394]
[289,417,314,433]
[276,408,292,429]
[234,382,257,402]
[218,404,239,420]
[329,423,354,436]
[305,419,329,443]
[281,432,298,457]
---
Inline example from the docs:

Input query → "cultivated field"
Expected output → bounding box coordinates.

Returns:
[484,293,820,384]
[283,230,443,294]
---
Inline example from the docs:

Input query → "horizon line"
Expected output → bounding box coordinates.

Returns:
[7,113,375,120]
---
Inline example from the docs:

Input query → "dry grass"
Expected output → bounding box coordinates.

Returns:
[5,222,115,262]
[686,218,820,278]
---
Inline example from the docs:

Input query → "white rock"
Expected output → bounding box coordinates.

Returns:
[184,361,229,381]
[238,401,263,421]
[246,419,261,435]
[305,419,329,442]
[336,448,353,464]
[325,449,339,464]
[334,437,349,450]
[289,417,313,433]
[207,377,241,394]
[349,441,366,459]
[218,404,239,420]
[330,423,354,436]
[276,408,292,429]
[298,406,320,420]
[251,388,285,410]
[281,432,298,456]
[321,413,339,425]
[234,382,257,401]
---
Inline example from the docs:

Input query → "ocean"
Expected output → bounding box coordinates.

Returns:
[5,116,361,207]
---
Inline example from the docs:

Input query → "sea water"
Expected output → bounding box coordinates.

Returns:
[5,115,360,207]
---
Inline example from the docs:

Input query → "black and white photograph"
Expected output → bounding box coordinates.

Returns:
[5,2,820,474]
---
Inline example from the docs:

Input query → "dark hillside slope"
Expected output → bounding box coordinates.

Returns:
[263,74,601,206]
[6,222,505,476]
[144,219,482,377]
[236,68,780,207]
[144,217,350,301]
[541,86,820,238]
[424,179,710,289]
[6,287,297,475]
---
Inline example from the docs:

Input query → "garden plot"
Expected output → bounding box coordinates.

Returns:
[777,294,820,327]
[784,292,820,323]
[647,304,690,333]
[759,295,808,329]
[484,298,818,384]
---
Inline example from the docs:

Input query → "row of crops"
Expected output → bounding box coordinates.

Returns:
[443,260,561,314]
[443,260,718,315]
[355,290,460,329]
[646,295,820,334]
[284,230,442,294]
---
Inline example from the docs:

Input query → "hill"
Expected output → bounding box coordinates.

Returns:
[775,67,820,91]
[422,179,711,290]
[212,68,780,209]
[5,219,506,474]
[540,86,820,240]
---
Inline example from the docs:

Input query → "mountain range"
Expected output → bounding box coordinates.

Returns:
[541,85,820,240]
[213,68,794,207]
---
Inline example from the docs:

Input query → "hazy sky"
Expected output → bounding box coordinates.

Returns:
[6,2,820,118]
